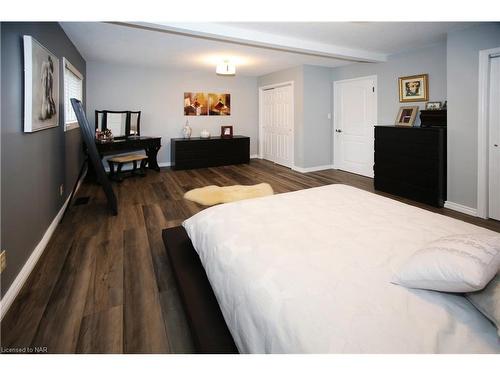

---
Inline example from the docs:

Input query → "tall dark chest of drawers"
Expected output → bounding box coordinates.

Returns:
[374,126,446,207]
[171,136,250,170]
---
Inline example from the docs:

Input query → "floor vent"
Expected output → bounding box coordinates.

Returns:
[74,196,90,206]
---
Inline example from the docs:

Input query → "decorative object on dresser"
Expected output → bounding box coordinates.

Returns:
[221,126,233,138]
[23,35,60,132]
[425,101,443,110]
[171,136,250,170]
[398,73,429,102]
[374,125,446,207]
[395,106,419,126]
[420,109,447,127]
[183,120,192,138]
[200,129,210,139]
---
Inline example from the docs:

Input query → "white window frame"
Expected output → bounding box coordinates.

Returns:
[63,57,84,132]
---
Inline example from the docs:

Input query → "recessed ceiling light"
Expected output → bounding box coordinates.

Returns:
[216,60,236,76]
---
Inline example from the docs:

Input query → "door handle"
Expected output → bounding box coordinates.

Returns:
[335,129,343,133]
[494,144,499,147]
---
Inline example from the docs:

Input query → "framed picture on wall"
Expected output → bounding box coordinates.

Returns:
[398,74,428,102]
[23,35,60,132]
[208,93,231,116]
[184,92,208,116]
[395,106,419,126]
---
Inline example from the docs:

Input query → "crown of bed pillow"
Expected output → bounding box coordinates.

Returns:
[393,233,500,293]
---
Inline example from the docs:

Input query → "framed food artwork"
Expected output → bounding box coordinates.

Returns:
[398,74,428,102]
[395,106,419,126]
[208,93,231,116]
[184,92,208,116]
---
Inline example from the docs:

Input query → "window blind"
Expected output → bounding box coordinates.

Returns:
[64,65,83,124]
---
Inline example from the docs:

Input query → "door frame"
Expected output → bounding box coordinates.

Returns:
[332,75,378,176]
[258,81,295,167]
[477,46,500,219]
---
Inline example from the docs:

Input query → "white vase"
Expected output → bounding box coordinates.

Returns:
[182,121,192,139]
[200,130,210,139]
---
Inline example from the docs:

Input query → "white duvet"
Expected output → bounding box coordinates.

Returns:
[183,184,500,353]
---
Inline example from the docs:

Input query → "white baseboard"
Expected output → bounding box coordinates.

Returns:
[444,201,478,217]
[250,154,260,159]
[292,164,333,173]
[0,173,85,320]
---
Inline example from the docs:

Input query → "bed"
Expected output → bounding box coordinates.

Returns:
[166,184,500,353]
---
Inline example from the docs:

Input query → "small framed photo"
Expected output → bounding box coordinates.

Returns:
[221,125,233,138]
[398,74,428,102]
[425,101,442,110]
[395,106,419,126]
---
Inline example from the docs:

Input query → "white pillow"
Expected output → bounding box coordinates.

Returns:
[466,273,500,336]
[393,233,500,292]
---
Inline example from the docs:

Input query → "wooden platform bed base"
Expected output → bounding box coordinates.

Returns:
[162,226,239,354]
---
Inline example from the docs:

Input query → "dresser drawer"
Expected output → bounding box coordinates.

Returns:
[171,136,250,170]
[374,126,446,207]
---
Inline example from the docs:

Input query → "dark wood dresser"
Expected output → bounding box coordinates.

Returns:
[374,126,446,207]
[171,136,250,170]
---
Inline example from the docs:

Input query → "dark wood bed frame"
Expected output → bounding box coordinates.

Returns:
[162,226,239,354]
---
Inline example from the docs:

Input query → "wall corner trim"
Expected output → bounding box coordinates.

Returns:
[444,201,478,217]
[292,165,333,173]
[0,172,86,320]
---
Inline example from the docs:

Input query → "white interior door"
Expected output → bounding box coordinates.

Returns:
[261,85,293,167]
[333,76,377,177]
[488,56,500,220]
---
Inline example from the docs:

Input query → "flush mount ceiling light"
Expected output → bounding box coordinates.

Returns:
[216,60,236,76]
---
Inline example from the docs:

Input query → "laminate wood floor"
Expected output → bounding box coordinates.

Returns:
[2,159,499,353]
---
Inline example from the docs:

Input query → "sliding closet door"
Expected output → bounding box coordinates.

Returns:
[488,56,500,220]
[261,85,293,167]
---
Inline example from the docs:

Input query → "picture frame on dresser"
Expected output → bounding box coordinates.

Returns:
[395,106,419,126]
[221,126,233,138]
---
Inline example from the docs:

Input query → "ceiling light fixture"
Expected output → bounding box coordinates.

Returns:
[216,60,236,76]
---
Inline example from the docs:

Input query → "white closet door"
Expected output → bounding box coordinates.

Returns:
[488,56,500,220]
[262,85,293,167]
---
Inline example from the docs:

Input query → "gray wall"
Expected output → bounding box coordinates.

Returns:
[86,62,259,163]
[258,65,332,168]
[1,22,86,296]
[303,65,333,167]
[447,23,500,209]
[331,41,447,127]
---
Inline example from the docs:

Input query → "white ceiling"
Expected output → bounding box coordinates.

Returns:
[61,22,473,77]
[220,22,471,54]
